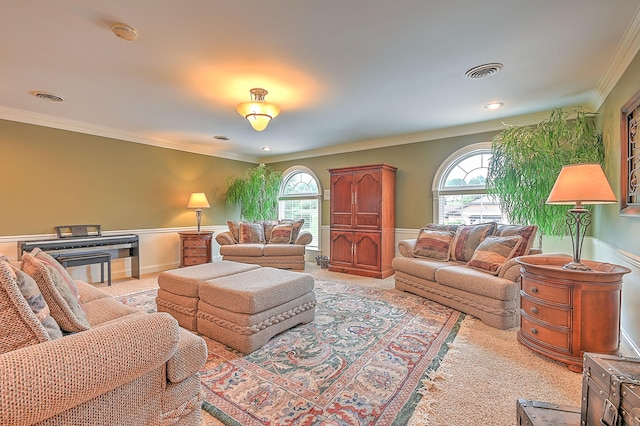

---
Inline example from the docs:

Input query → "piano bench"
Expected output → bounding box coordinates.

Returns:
[55,252,112,286]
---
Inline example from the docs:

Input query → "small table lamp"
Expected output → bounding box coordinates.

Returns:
[187,192,210,232]
[546,163,616,271]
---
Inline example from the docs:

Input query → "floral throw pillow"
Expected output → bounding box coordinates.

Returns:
[269,223,293,244]
[494,224,538,258]
[21,252,90,333]
[227,221,240,242]
[413,229,455,260]
[0,261,57,354]
[278,219,304,243]
[449,222,497,263]
[467,235,523,275]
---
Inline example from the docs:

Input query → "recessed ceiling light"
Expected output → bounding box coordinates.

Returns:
[213,135,229,141]
[485,102,504,110]
[31,91,65,102]
[111,23,138,41]
[262,146,271,151]
[466,63,504,80]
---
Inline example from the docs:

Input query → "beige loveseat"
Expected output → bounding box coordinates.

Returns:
[0,250,207,425]
[393,222,538,330]
[216,219,312,270]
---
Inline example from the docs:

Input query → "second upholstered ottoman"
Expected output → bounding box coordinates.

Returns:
[156,260,260,331]
[196,267,316,353]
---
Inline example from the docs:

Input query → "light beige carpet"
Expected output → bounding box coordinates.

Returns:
[104,262,582,425]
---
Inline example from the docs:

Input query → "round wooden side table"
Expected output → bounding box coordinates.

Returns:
[515,254,631,372]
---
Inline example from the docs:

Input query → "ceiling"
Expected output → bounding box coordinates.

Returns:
[2,1,640,163]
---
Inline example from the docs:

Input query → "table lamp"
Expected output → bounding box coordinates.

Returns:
[187,192,210,232]
[546,163,616,271]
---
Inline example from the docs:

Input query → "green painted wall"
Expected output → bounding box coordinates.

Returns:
[596,51,640,252]
[0,120,252,236]
[595,48,640,349]
[270,131,499,229]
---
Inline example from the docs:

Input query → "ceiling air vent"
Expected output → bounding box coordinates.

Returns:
[31,91,65,102]
[465,63,504,80]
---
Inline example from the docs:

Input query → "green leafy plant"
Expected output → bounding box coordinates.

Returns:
[486,108,605,242]
[225,164,283,220]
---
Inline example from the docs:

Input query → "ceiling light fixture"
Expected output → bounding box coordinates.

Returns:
[262,146,271,151]
[485,101,504,110]
[111,23,138,41]
[236,88,280,131]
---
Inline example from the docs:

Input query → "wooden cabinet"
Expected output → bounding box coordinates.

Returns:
[179,231,213,267]
[328,164,396,278]
[516,254,630,372]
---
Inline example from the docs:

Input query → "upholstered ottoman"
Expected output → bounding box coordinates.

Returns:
[197,267,316,353]
[156,261,260,330]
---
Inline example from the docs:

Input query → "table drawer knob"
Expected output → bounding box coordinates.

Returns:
[531,328,538,335]
[530,307,538,314]
[530,286,538,293]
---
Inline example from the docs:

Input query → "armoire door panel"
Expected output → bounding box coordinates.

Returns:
[330,173,354,228]
[329,231,354,267]
[354,233,381,270]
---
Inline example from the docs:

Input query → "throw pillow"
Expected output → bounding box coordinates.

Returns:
[238,221,266,243]
[279,219,304,243]
[0,261,53,354]
[426,223,460,233]
[10,263,62,340]
[21,253,91,333]
[227,221,240,242]
[413,229,455,260]
[494,224,538,258]
[269,223,293,244]
[467,235,523,275]
[449,222,497,262]
[255,220,279,241]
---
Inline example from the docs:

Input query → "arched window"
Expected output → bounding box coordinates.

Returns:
[278,167,321,250]
[432,142,506,225]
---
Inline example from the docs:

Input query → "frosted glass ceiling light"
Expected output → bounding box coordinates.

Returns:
[236,88,280,131]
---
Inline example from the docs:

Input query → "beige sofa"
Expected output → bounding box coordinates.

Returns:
[393,223,538,330]
[216,219,312,270]
[0,251,207,425]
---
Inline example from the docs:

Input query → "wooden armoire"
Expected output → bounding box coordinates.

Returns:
[328,164,397,278]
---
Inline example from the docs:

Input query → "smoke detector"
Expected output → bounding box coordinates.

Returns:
[465,63,504,80]
[31,91,65,102]
[111,23,138,41]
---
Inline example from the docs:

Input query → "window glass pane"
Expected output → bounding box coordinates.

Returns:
[279,199,319,250]
[279,169,320,251]
[437,149,506,224]
[440,194,507,225]
[443,152,491,188]
[282,172,318,195]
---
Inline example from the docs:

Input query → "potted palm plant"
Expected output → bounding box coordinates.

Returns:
[486,107,605,245]
[225,163,283,220]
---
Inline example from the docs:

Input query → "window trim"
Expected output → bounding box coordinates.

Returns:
[432,142,492,223]
[279,166,322,251]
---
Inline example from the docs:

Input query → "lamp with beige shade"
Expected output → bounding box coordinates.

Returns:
[546,163,616,271]
[187,192,210,232]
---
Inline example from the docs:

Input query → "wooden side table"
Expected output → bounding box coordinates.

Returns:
[178,231,213,267]
[515,254,631,372]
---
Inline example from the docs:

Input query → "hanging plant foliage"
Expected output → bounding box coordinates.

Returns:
[486,108,605,240]
[225,164,282,221]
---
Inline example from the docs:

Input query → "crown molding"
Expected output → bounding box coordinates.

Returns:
[588,4,640,110]
[260,111,553,163]
[0,106,258,163]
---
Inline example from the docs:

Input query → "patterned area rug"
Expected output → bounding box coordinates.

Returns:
[117,281,463,425]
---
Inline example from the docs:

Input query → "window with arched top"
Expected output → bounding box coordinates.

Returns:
[432,143,507,225]
[278,167,321,250]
